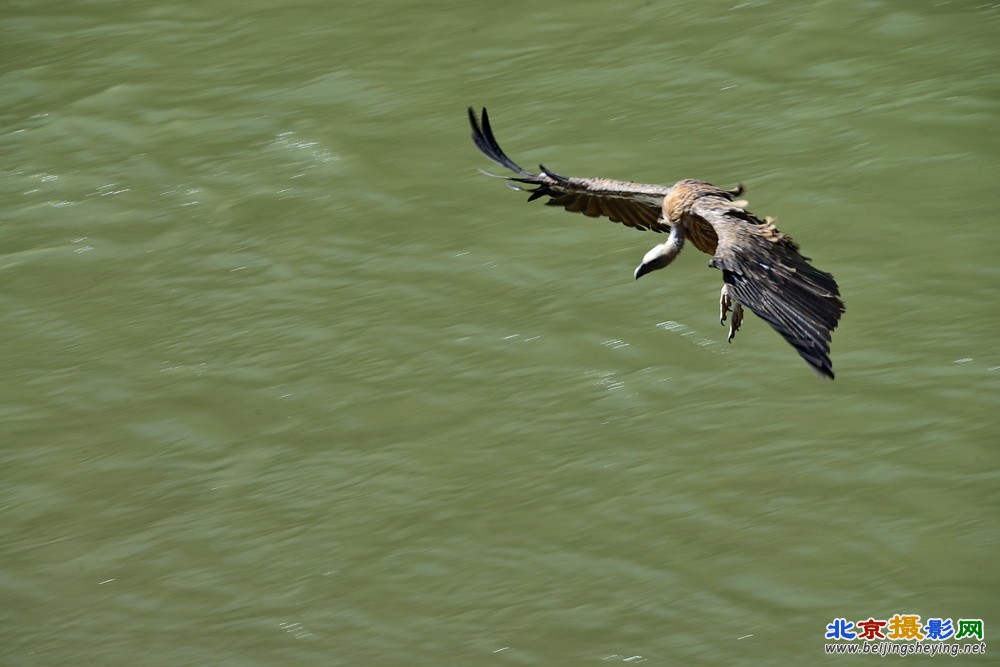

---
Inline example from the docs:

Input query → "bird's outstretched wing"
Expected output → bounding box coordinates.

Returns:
[469,106,675,234]
[691,191,845,378]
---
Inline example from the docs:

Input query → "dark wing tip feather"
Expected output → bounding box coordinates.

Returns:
[468,106,532,177]
[468,106,565,204]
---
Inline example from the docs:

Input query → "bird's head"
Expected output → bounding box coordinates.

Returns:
[634,247,672,280]
[634,224,686,280]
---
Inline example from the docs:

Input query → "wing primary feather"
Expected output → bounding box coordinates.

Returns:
[468,107,532,177]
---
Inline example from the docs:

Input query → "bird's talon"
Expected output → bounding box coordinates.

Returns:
[719,287,731,327]
[727,303,744,343]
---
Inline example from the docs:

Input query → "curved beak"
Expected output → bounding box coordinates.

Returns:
[633,224,686,281]
[634,261,655,280]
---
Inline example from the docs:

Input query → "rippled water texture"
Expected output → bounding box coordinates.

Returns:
[2,1,998,664]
